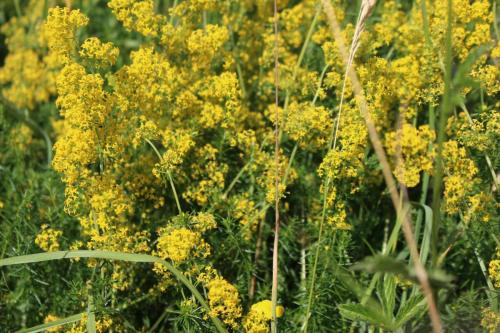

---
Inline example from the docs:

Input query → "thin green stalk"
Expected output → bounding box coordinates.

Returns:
[302,176,331,333]
[474,249,498,311]
[222,145,255,198]
[431,0,453,268]
[13,0,22,17]
[312,64,330,106]
[145,138,182,214]
[420,0,433,48]
[168,0,178,24]
[413,105,434,263]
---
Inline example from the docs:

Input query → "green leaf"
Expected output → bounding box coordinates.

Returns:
[352,255,408,276]
[380,275,396,317]
[452,45,489,89]
[352,255,454,289]
[87,295,96,333]
[410,202,433,264]
[338,303,396,331]
[395,295,427,327]
[16,313,85,333]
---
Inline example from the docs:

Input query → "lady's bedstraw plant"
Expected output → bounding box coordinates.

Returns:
[0,0,498,332]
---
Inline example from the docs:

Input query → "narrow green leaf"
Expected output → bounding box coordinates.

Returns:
[382,275,396,317]
[87,295,97,333]
[352,254,453,289]
[411,202,433,264]
[16,313,84,333]
[352,255,408,277]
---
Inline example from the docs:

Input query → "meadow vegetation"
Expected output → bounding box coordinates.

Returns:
[0,0,498,332]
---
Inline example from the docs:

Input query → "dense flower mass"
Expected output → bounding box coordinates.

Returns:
[0,0,498,332]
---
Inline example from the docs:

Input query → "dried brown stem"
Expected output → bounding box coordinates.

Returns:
[271,0,281,332]
[321,1,443,332]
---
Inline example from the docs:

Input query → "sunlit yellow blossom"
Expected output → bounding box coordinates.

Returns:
[243,300,284,333]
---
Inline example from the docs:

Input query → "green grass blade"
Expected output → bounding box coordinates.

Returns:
[0,250,158,266]
[87,295,96,333]
[411,202,433,264]
[16,313,85,333]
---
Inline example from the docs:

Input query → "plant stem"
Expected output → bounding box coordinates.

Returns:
[271,0,280,330]
[145,138,182,214]
[321,1,443,331]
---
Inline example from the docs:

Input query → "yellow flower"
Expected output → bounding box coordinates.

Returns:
[35,224,62,252]
[243,300,284,333]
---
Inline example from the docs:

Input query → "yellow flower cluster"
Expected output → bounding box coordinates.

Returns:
[156,227,210,263]
[232,195,263,240]
[184,144,229,205]
[79,37,119,68]
[481,308,500,333]
[442,140,478,215]
[243,300,285,333]
[35,224,62,252]
[108,0,164,37]
[206,276,243,329]
[489,248,500,289]
[153,128,194,177]
[154,213,216,271]
[187,25,229,71]
[385,124,435,188]
[0,0,57,109]
[282,102,332,149]
[42,7,88,64]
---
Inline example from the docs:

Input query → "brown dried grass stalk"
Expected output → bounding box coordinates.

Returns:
[271,0,281,332]
[321,1,443,332]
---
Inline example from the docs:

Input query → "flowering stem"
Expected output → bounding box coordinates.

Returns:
[145,138,182,214]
